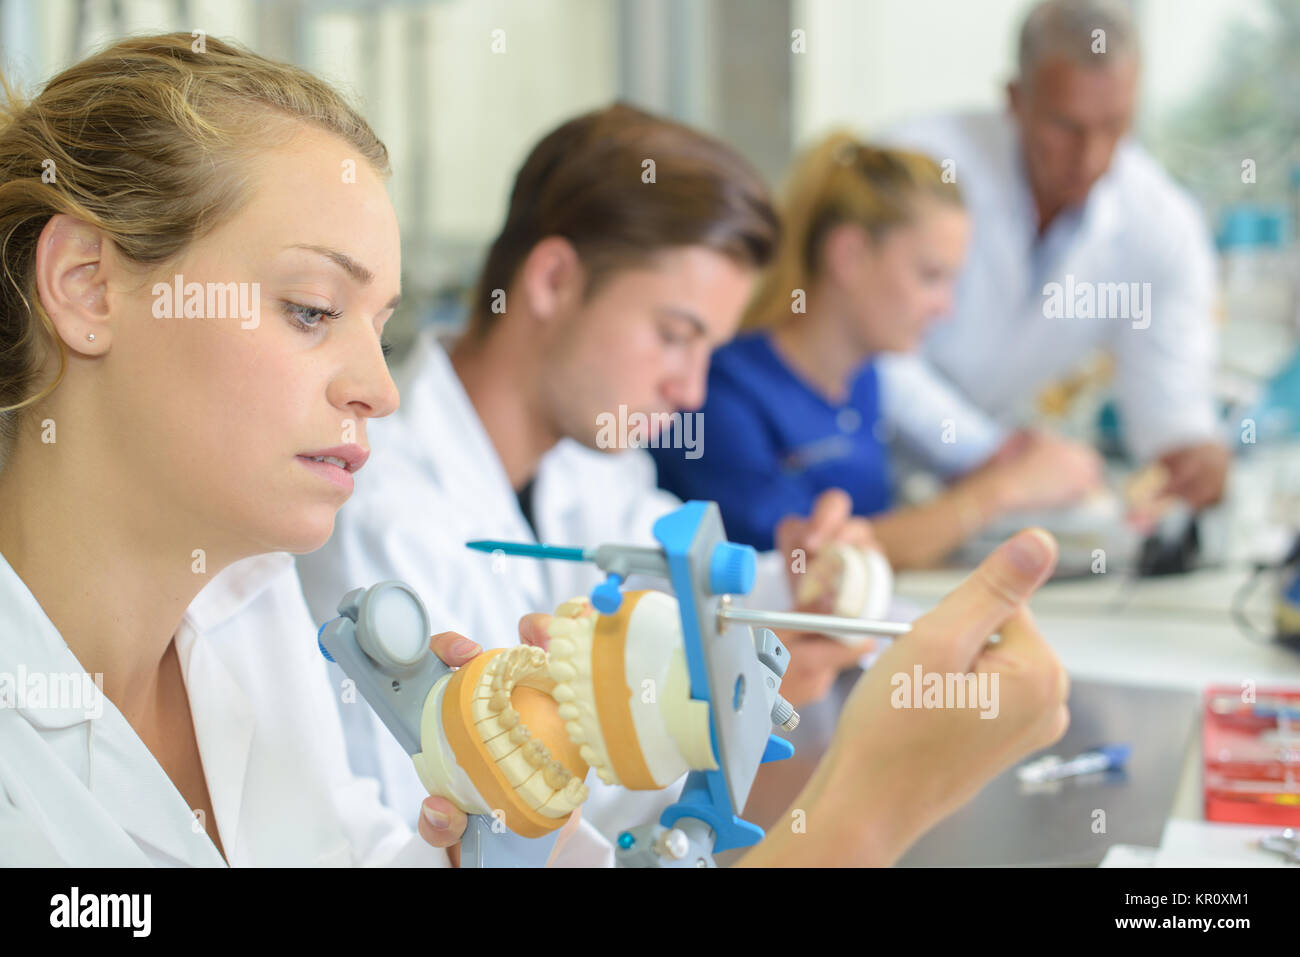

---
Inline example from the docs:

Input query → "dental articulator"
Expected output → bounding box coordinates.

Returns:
[317,500,905,867]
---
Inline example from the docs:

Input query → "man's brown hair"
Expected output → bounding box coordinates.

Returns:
[469,102,779,334]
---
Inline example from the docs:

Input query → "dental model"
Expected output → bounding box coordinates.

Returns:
[795,543,893,620]
[412,592,715,837]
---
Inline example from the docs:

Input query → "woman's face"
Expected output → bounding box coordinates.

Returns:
[839,199,969,353]
[98,124,402,557]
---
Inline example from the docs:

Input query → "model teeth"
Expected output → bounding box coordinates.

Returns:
[464,598,634,821]
[443,590,713,830]
[541,761,566,790]
[551,661,576,682]
[563,777,588,803]
[523,740,550,766]
[546,602,618,786]
[471,645,587,818]
[554,597,595,619]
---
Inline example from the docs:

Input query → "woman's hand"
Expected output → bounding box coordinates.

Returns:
[414,621,551,863]
[414,632,479,860]
[971,430,1104,515]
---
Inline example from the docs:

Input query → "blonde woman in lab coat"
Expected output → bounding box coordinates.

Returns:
[0,33,1070,867]
[0,33,463,865]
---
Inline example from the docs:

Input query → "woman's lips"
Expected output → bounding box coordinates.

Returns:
[296,444,368,493]
[297,455,355,492]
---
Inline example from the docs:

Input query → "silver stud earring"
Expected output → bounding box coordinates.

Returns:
[87,333,95,341]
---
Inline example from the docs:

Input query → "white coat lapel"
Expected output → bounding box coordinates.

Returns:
[83,703,228,866]
[0,549,227,866]
[174,618,255,863]
[411,334,553,610]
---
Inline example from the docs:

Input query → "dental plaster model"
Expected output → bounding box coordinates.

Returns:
[796,543,894,621]
[411,592,716,837]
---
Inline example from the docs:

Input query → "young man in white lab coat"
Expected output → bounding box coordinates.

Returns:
[297,104,879,851]
[878,0,1230,507]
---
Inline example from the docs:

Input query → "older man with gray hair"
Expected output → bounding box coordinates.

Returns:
[879,0,1229,509]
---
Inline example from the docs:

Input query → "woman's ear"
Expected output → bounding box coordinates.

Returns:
[821,222,872,288]
[518,236,583,324]
[34,214,114,355]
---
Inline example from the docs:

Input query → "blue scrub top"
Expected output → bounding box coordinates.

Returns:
[650,331,892,551]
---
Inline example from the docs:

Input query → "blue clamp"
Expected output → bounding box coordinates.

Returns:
[591,572,625,614]
[709,542,756,596]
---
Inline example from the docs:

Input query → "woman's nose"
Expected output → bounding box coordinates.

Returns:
[328,329,400,420]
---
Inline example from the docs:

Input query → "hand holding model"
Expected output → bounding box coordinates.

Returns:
[969,429,1106,516]
[740,527,1069,866]
[773,489,884,705]
[418,527,1069,866]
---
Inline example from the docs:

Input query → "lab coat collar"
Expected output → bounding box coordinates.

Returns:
[398,329,540,543]
[184,552,295,632]
[0,548,230,865]
[1077,154,1125,241]
[1002,110,1125,246]
[0,549,290,866]
[1003,110,1040,238]
[173,554,294,858]
[0,549,106,731]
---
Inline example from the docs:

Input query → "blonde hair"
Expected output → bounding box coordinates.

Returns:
[743,132,963,330]
[0,32,389,461]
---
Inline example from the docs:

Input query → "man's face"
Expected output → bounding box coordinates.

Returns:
[1010,53,1139,217]
[539,246,755,450]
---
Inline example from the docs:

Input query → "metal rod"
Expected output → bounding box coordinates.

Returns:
[717,604,912,640]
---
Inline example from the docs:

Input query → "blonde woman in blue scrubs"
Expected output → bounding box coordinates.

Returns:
[654,134,1102,567]
[0,38,1069,866]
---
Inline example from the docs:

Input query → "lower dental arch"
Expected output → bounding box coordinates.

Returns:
[411,590,716,838]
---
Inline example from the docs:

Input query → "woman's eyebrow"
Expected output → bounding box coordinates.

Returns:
[286,243,401,309]
[289,243,374,284]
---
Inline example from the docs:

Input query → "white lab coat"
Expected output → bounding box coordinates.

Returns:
[877,111,1220,473]
[296,330,793,856]
[0,548,446,867]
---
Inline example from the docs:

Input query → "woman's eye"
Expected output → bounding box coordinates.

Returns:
[283,301,342,331]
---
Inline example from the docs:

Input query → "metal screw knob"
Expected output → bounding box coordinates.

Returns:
[771,694,800,731]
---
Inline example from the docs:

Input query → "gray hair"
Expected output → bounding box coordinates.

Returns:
[1018,0,1140,79]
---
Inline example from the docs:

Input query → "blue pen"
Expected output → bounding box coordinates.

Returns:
[1017,743,1131,784]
